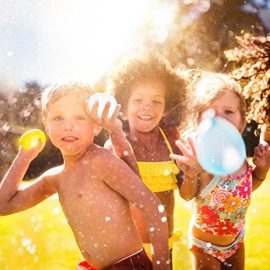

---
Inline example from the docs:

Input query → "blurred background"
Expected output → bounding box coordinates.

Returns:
[0,1,270,269]
[1,0,269,180]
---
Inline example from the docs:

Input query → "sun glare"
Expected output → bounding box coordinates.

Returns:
[34,0,177,84]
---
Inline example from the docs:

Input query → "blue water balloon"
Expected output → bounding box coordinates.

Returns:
[196,116,246,176]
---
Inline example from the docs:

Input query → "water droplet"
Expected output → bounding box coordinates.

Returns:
[53,207,61,214]
[163,169,170,176]
[158,204,165,213]
[161,216,167,222]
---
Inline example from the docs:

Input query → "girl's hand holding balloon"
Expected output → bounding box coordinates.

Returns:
[170,137,202,178]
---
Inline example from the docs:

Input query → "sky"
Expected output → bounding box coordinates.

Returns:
[0,0,178,88]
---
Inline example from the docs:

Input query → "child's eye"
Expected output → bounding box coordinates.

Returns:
[225,110,234,115]
[53,116,63,121]
[153,100,163,104]
[76,115,86,120]
[133,98,142,103]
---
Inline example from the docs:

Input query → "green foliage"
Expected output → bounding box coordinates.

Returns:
[225,34,270,129]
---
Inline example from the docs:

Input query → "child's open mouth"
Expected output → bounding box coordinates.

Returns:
[138,115,153,121]
[62,136,78,143]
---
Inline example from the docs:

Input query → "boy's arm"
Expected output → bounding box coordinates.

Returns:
[252,143,270,191]
[100,151,170,270]
[89,101,140,175]
[105,133,140,176]
[0,146,56,215]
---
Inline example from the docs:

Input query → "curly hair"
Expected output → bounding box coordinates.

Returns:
[107,52,189,130]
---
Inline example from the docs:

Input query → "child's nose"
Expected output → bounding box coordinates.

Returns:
[64,121,75,131]
[142,101,152,111]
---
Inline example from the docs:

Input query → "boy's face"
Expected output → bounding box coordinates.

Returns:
[44,93,97,156]
[126,80,166,133]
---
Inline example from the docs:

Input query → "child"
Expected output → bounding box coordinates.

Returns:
[170,73,270,270]
[0,83,171,270]
[107,53,189,251]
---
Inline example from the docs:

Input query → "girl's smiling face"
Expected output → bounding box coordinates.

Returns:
[126,80,166,133]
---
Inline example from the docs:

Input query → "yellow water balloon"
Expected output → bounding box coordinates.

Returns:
[19,129,46,150]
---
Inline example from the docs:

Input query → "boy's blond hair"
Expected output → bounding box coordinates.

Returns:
[41,82,94,121]
[192,73,246,127]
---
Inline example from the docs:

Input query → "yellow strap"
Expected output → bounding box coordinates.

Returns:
[158,127,173,154]
[168,228,183,249]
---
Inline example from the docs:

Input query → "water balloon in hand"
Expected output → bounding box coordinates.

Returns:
[19,129,46,151]
[88,93,117,118]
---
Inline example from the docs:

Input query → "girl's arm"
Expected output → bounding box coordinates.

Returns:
[170,138,202,200]
[0,143,56,215]
[252,143,270,191]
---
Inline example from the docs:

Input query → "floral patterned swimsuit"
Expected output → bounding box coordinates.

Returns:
[190,163,253,262]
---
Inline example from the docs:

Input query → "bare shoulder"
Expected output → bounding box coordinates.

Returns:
[163,126,181,154]
[164,126,181,138]
[85,144,129,175]
[84,144,117,164]
[38,165,64,188]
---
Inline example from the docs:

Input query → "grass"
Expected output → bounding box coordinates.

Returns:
[0,174,270,270]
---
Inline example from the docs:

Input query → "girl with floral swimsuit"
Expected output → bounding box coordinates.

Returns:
[171,73,270,270]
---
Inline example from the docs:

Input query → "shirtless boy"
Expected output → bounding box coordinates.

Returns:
[0,83,170,270]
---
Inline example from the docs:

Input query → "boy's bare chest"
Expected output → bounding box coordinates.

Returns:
[54,165,96,197]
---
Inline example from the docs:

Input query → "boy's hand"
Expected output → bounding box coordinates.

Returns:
[253,143,270,170]
[87,100,123,135]
[170,137,202,178]
[18,138,44,162]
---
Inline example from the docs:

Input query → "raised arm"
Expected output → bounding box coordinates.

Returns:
[0,142,56,215]
[252,143,270,191]
[170,138,202,200]
[100,151,170,270]
[88,100,140,175]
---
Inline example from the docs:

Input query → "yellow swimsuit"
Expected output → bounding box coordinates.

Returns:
[137,128,182,251]
[137,127,180,192]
